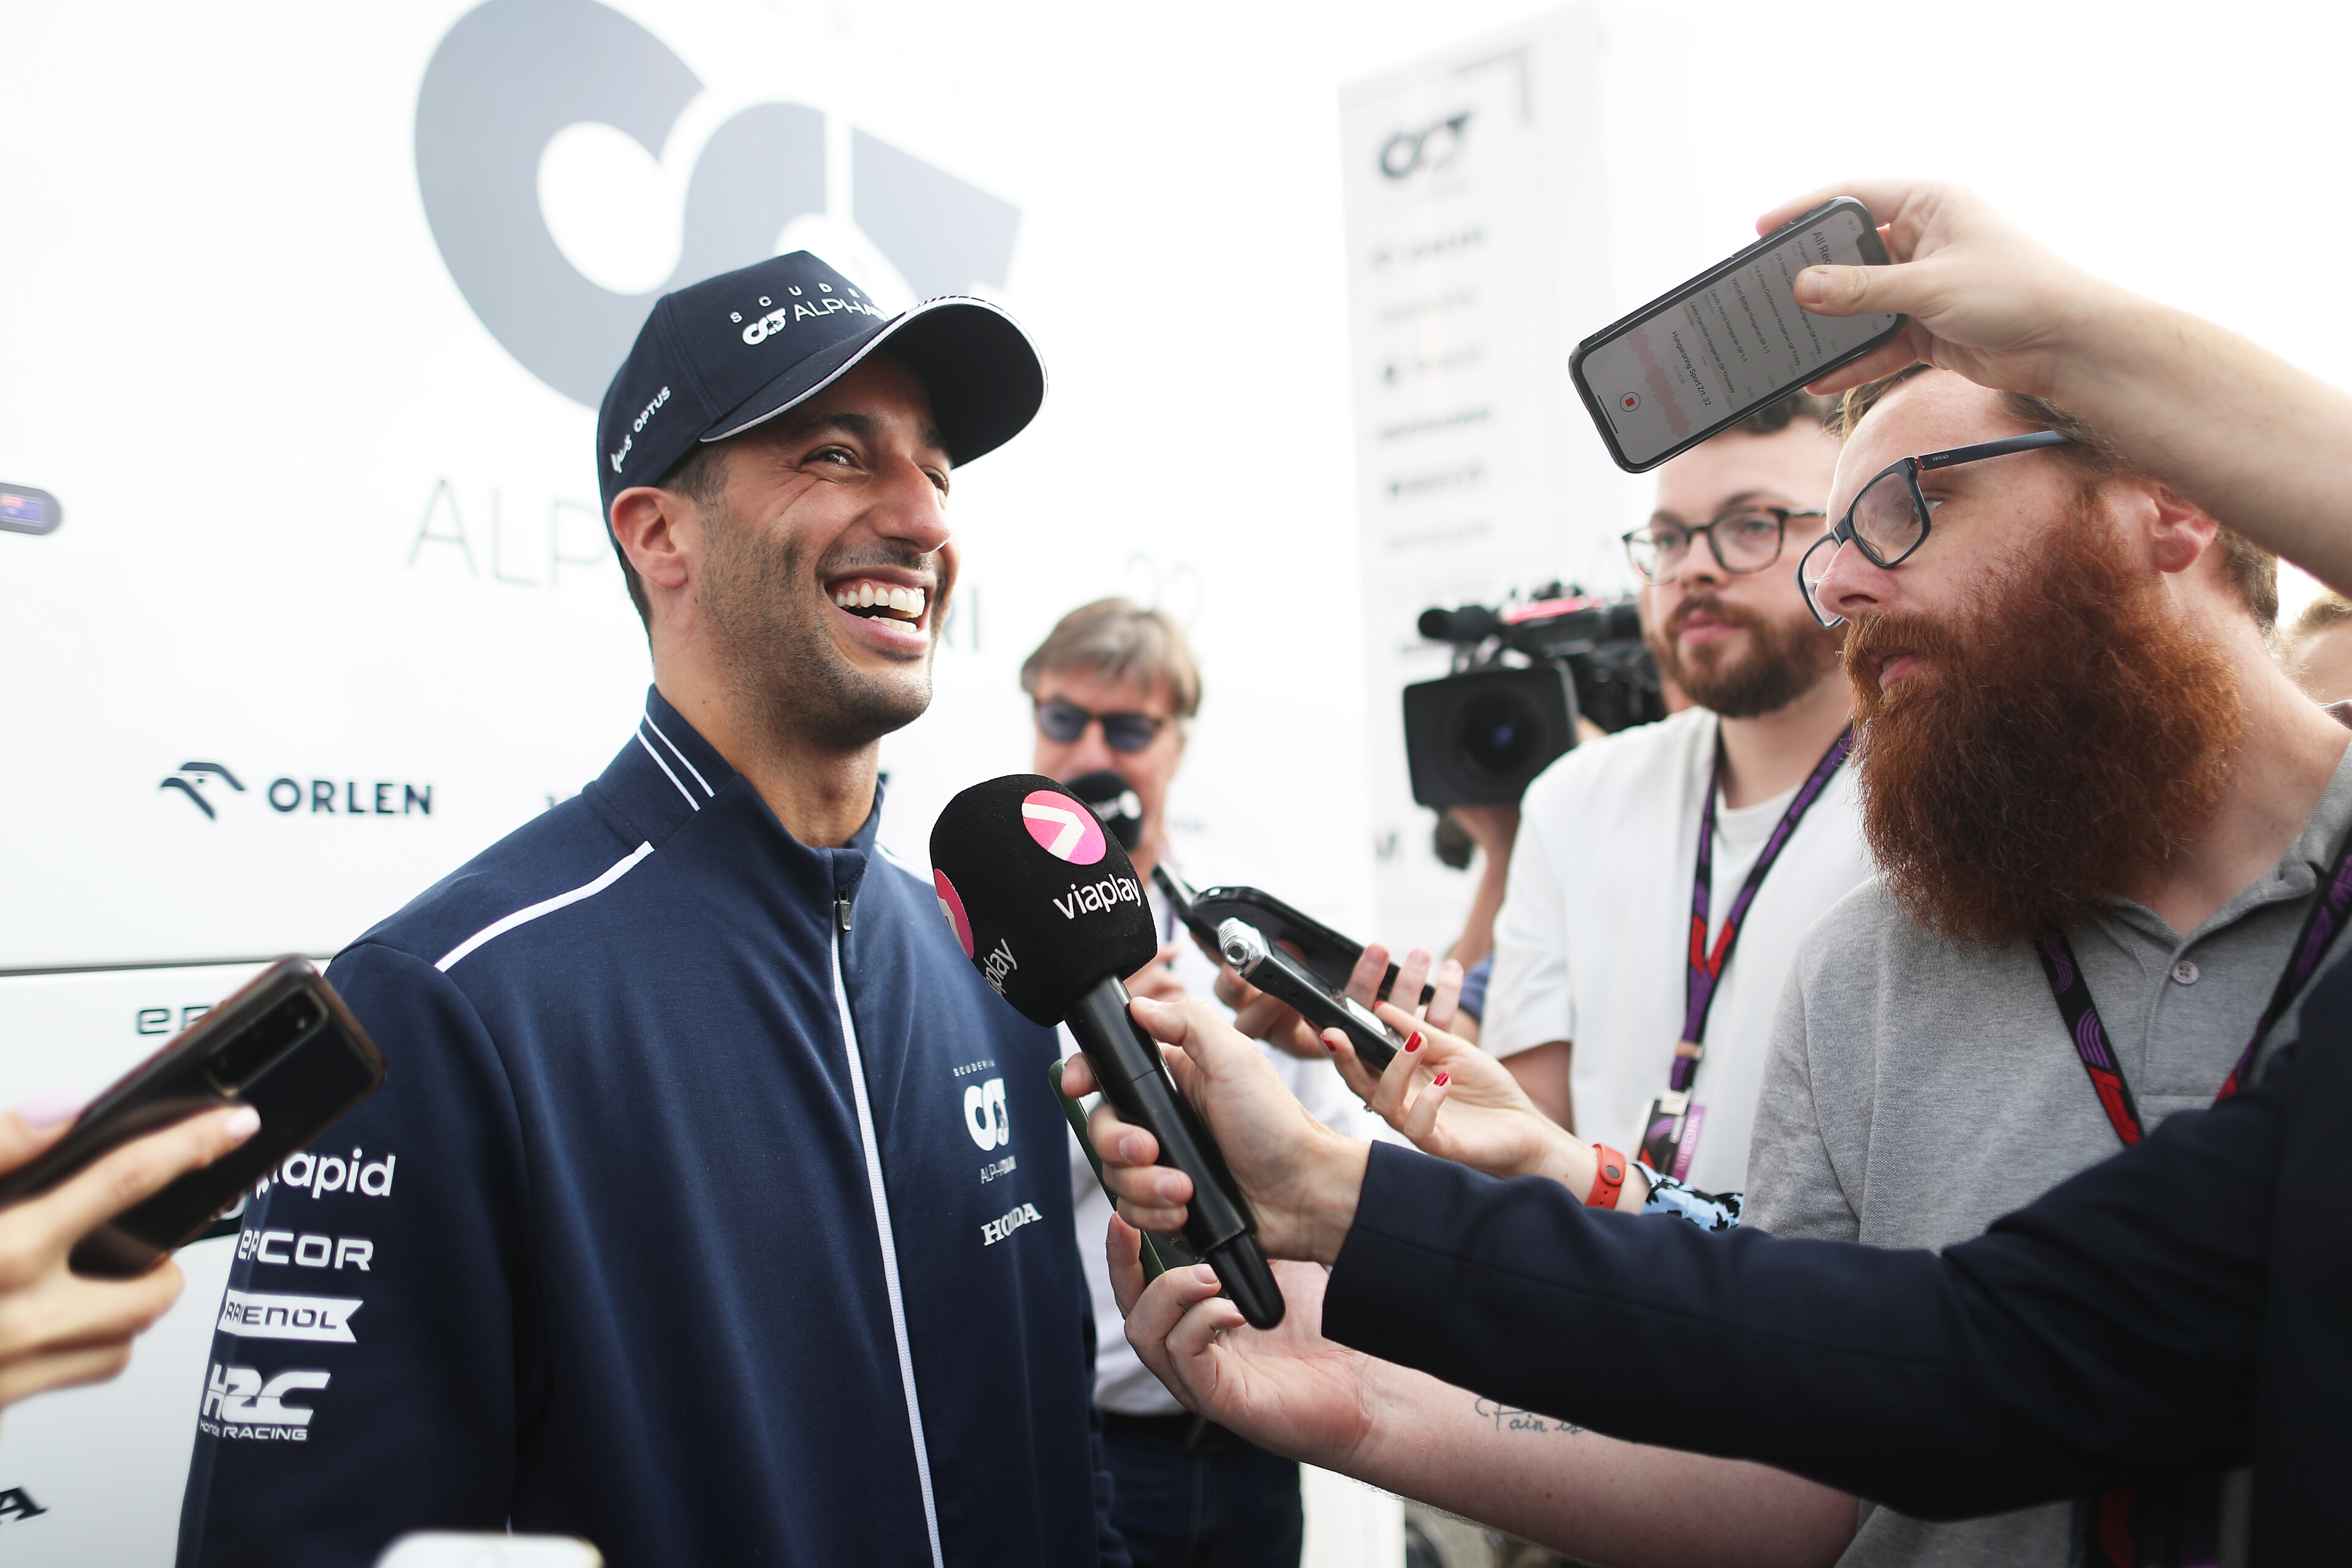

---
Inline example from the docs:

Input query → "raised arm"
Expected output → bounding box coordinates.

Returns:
[1765,178,2352,593]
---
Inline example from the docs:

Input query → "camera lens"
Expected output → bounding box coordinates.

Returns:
[1458,692,1537,777]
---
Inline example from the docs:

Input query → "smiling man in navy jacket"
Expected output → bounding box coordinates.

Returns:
[176,254,1126,1567]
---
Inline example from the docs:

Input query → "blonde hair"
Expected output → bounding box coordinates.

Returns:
[1020,598,1202,718]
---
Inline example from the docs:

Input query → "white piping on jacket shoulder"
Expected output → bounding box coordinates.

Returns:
[831,930,946,1568]
[434,843,655,973]
[638,712,715,810]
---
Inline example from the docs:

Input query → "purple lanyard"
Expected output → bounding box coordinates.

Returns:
[1676,725,1854,1093]
[2033,824,2352,1145]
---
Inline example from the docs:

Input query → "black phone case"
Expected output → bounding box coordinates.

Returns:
[0,957,386,1277]
[1569,197,1907,473]
[1152,866,1428,1006]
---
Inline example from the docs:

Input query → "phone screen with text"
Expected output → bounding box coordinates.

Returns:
[1581,207,1899,469]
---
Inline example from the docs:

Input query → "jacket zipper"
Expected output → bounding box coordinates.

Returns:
[831,929,945,1568]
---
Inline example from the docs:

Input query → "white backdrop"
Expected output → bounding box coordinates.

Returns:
[2,0,2348,1561]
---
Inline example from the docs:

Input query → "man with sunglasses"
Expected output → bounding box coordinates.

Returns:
[1024,598,1362,1568]
[1477,391,1873,1202]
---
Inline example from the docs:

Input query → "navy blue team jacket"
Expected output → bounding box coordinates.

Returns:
[177,690,1123,1567]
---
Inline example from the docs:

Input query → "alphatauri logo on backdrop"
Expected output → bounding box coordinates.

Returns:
[416,0,1023,407]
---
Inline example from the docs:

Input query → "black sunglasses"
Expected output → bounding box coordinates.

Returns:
[1035,698,1167,753]
[1798,430,2073,628]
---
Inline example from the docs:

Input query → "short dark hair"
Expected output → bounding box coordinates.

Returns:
[614,442,732,630]
[1836,367,2278,629]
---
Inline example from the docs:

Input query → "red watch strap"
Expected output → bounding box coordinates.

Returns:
[1587,1144,1626,1209]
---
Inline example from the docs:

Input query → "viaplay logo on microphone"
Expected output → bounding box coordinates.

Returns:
[1020,790,1106,864]
[931,774,1159,1027]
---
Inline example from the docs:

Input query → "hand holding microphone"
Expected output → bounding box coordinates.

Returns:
[1059,997,1370,1268]
[930,775,1305,1327]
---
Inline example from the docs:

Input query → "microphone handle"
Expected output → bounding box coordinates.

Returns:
[1064,979,1285,1330]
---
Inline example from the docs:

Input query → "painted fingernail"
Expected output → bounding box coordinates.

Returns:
[1404,1032,1423,1054]
[1323,1031,1339,1052]
[1432,1072,1450,1088]
[222,1106,262,1140]
[15,1090,83,1129]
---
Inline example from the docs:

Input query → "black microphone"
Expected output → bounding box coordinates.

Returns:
[1063,768,1145,852]
[931,774,1284,1329]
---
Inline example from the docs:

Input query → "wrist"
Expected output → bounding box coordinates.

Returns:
[1293,1133,1370,1265]
[1529,1121,1591,1191]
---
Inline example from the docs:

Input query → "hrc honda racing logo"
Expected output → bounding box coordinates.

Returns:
[200,1364,331,1441]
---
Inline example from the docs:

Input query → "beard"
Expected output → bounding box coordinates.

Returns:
[1647,590,1844,719]
[695,507,940,755]
[1845,488,2243,948]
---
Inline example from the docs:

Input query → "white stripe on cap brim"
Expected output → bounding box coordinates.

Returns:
[701,294,1046,449]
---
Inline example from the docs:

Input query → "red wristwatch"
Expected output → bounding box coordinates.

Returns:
[1587,1144,1626,1209]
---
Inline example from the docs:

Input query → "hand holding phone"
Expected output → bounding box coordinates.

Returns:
[0,958,386,1278]
[1570,198,1904,472]
[0,1099,260,1410]
[1215,921,1410,1073]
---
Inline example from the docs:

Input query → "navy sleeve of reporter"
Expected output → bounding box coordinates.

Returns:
[1322,1085,2278,1519]
[176,944,531,1566]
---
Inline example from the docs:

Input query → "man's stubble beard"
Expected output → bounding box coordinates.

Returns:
[1845,487,2243,949]
[695,507,938,756]
[1646,590,1845,720]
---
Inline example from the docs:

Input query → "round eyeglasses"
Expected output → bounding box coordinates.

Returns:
[1797,430,2074,628]
[1621,506,1823,585]
[1035,697,1168,753]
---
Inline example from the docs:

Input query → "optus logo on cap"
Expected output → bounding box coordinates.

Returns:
[1020,790,1106,865]
[933,870,974,958]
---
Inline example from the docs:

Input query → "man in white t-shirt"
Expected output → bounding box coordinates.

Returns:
[1482,391,1869,1196]
[1022,598,1361,1568]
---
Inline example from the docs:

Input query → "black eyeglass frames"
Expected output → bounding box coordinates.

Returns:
[1621,505,1826,585]
[1035,698,1168,753]
[1797,430,2075,628]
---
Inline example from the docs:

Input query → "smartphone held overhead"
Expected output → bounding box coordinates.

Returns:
[1570,198,1905,472]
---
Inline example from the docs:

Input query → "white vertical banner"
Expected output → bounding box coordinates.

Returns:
[1340,9,1618,955]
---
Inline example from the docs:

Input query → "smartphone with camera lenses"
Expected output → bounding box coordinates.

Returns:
[1570,198,1905,473]
[0,957,386,1277]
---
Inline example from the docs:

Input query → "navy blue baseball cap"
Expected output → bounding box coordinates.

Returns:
[595,251,1046,518]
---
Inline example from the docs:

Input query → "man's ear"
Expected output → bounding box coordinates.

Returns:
[2134,480,2222,579]
[609,485,694,595]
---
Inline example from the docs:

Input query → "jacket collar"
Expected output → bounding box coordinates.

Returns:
[592,687,880,871]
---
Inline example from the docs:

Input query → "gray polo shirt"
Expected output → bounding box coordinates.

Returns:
[1749,735,2352,1568]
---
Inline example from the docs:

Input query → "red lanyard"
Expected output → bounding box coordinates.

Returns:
[1675,725,1853,1091]
[2032,826,2352,1144]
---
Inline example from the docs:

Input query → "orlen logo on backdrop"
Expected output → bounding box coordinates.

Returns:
[416,0,1023,408]
[159,762,433,823]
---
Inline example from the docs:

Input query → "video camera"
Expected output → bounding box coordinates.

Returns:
[1403,584,1664,808]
